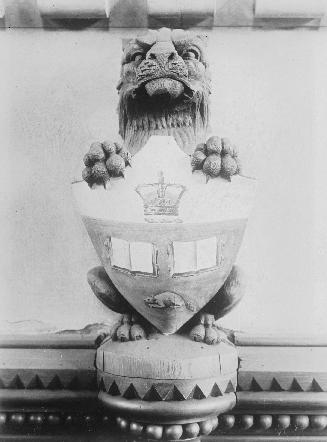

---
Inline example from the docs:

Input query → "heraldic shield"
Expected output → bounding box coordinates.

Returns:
[73,136,255,334]
[82,216,247,334]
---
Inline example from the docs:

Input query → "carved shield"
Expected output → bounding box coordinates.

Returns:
[82,216,247,334]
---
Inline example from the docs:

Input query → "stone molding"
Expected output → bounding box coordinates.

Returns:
[1,0,326,29]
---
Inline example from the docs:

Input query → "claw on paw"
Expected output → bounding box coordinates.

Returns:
[130,324,146,341]
[113,313,147,342]
[205,326,219,345]
[189,324,205,342]
[116,324,130,342]
[189,314,223,345]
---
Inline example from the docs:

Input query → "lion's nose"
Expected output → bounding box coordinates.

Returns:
[146,49,178,63]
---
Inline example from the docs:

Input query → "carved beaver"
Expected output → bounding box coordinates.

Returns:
[84,28,244,344]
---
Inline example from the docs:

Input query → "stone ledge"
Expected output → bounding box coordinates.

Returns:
[0,332,326,438]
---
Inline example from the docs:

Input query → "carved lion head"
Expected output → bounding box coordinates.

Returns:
[118,28,211,154]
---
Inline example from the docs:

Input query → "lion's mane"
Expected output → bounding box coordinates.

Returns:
[117,28,211,155]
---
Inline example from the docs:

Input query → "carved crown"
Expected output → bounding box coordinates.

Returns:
[135,172,186,217]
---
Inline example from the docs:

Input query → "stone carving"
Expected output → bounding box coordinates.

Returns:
[71,27,257,441]
[117,27,210,155]
[76,28,253,346]
[135,172,186,219]
[144,291,196,312]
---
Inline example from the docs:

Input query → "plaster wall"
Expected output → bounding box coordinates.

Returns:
[0,28,326,334]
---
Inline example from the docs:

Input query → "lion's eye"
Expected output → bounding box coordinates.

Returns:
[182,49,200,61]
[131,52,144,62]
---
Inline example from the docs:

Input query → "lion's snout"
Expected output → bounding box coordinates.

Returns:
[144,78,184,99]
[136,55,188,99]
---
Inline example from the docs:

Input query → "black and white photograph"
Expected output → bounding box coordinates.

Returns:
[0,0,327,441]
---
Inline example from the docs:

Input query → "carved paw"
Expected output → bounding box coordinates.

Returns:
[189,314,227,345]
[112,313,147,342]
[82,140,132,188]
[191,136,241,181]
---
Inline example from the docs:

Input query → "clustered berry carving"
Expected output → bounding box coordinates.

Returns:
[191,136,241,181]
[82,135,241,187]
[82,141,131,188]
